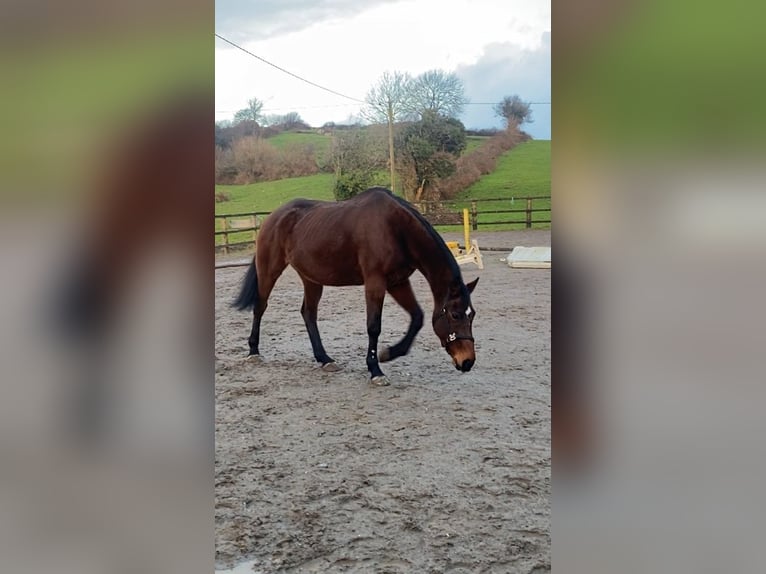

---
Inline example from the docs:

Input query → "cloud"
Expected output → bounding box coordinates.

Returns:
[456,32,550,138]
[215,0,403,43]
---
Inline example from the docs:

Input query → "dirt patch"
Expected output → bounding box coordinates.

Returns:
[215,230,550,573]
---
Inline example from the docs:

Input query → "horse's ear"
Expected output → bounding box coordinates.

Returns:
[466,277,479,293]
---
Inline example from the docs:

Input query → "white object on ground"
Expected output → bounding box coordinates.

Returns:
[506,246,551,269]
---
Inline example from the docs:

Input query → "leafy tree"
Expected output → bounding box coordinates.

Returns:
[363,71,416,192]
[395,111,467,201]
[233,97,265,125]
[405,70,467,119]
[494,95,533,127]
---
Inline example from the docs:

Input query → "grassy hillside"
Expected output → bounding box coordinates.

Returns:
[216,138,551,243]
[460,139,550,199]
[215,174,335,245]
[266,130,334,166]
[452,139,551,230]
[216,173,335,214]
[465,135,489,153]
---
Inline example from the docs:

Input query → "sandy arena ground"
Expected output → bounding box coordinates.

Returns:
[215,230,550,573]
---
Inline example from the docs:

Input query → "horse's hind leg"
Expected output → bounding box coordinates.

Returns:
[379,280,424,363]
[247,253,287,359]
[300,279,338,370]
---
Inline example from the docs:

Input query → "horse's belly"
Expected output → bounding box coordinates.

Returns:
[305,269,364,286]
[290,259,364,286]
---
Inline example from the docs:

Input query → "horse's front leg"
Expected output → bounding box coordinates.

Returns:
[364,280,389,385]
[379,280,424,362]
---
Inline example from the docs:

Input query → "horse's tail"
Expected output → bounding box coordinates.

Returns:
[232,258,259,311]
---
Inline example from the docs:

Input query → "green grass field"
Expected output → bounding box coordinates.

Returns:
[215,174,335,245]
[216,137,551,244]
[445,139,551,230]
[465,135,489,153]
[216,173,335,213]
[266,130,334,166]
[460,139,551,199]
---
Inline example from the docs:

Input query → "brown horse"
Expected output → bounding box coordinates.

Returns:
[233,187,479,385]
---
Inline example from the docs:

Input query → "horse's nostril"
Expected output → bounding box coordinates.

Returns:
[461,359,474,372]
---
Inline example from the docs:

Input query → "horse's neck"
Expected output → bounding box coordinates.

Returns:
[427,275,457,315]
[407,229,456,310]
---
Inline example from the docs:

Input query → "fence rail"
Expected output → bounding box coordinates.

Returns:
[215,196,550,252]
[214,213,267,254]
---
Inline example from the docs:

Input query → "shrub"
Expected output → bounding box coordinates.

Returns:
[215,146,238,184]
[221,136,319,184]
[437,126,527,198]
[333,171,373,201]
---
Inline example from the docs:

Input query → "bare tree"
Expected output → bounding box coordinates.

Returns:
[233,97,265,125]
[494,95,533,127]
[362,71,415,191]
[405,70,467,119]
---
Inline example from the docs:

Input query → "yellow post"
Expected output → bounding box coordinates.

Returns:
[463,208,470,250]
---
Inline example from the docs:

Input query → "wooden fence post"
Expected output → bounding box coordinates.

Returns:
[222,217,229,254]
[250,214,257,249]
[526,198,532,229]
[471,201,478,231]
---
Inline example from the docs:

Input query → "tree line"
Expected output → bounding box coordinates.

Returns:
[215,68,533,202]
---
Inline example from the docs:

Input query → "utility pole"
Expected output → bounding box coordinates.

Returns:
[387,101,395,192]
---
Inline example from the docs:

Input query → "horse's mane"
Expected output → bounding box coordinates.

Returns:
[367,187,463,287]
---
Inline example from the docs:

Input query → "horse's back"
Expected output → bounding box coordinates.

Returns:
[257,188,414,286]
[265,188,400,241]
[295,188,405,243]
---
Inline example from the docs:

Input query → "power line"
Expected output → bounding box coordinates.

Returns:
[215,102,551,115]
[215,33,365,104]
[215,33,549,108]
[216,103,358,114]
[216,102,551,116]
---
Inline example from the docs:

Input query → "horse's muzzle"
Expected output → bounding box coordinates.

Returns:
[456,358,474,372]
[449,341,476,372]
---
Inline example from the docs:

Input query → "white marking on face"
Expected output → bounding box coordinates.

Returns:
[466,307,473,317]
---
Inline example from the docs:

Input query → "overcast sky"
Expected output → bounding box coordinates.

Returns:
[215,0,550,139]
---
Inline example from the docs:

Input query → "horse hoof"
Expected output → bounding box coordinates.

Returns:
[321,362,341,372]
[371,376,390,386]
[378,347,391,363]
[245,354,263,364]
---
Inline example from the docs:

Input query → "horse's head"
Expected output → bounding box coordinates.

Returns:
[433,277,479,372]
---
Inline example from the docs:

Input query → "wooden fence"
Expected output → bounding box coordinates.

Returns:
[214,212,269,254]
[413,196,551,230]
[215,197,550,253]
